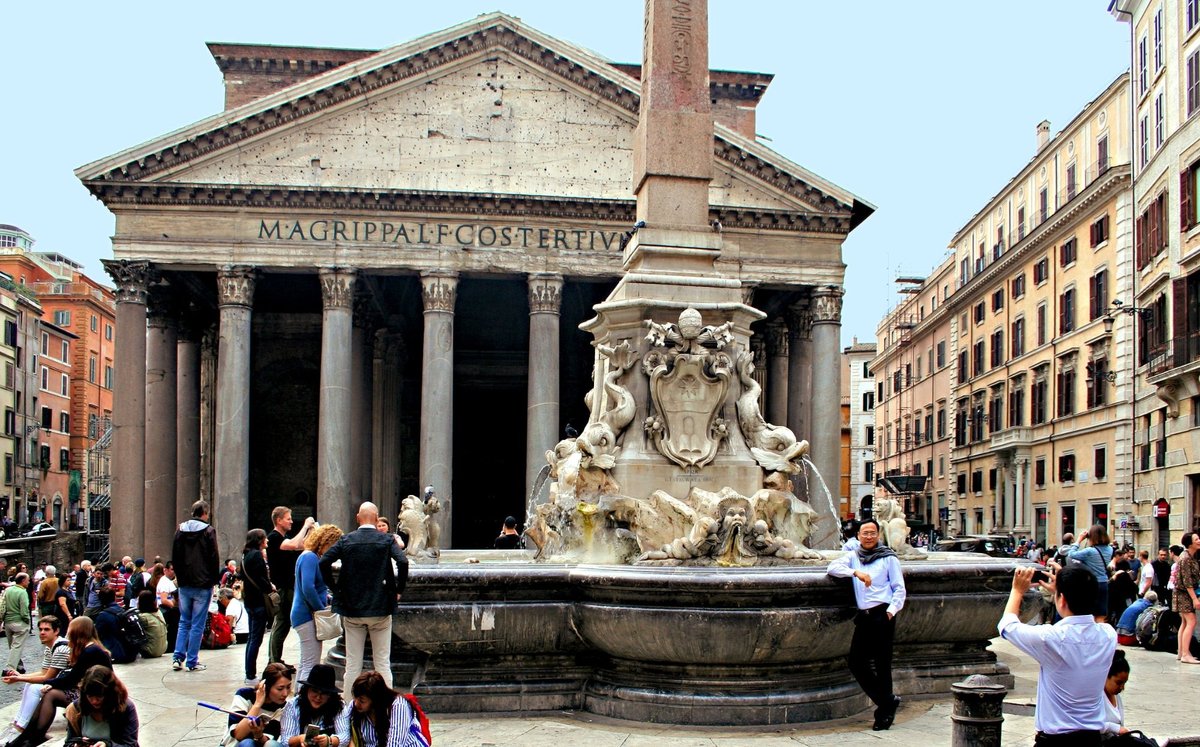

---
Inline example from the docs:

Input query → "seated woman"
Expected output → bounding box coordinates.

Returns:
[279,664,344,747]
[335,672,426,747]
[9,616,113,747]
[1103,649,1131,737]
[136,590,167,659]
[224,661,293,747]
[64,664,140,747]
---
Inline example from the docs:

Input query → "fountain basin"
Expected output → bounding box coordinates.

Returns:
[366,552,1039,725]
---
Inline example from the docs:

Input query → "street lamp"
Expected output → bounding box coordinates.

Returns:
[1101,298,1153,335]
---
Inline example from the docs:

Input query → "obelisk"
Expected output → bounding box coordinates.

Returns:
[582,0,766,505]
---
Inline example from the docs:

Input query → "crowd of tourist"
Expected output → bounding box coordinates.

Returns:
[0,494,432,747]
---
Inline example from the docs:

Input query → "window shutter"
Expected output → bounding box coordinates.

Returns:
[1089,275,1098,319]
[1174,277,1188,365]
[1182,170,1194,230]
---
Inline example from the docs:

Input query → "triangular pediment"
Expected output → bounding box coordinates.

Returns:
[76,12,869,223]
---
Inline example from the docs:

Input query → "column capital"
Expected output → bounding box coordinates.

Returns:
[353,291,381,330]
[765,319,789,357]
[527,273,563,314]
[786,302,812,341]
[420,271,458,313]
[216,265,256,308]
[318,267,357,310]
[810,286,845,325]
[373,328,405,361]
[751,336,767,368]
[102,260,155,305]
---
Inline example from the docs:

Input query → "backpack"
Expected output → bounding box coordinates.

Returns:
[116,607,148,653]
[202,611,232,649]
[124,571,147,607]
[1137,606,1180,651]
[401,693,432,746]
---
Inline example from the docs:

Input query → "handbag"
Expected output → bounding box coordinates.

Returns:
[263,591,281,621]
[313,607,342,641]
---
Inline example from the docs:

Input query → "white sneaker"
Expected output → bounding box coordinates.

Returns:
[172,659,183,671]
[0,724,19,745]
[244,677,259,687]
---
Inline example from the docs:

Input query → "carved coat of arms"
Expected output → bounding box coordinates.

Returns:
[642,308,734,470]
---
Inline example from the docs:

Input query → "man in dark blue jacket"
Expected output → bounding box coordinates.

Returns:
[319,501,407,691]
[93,587,134,664]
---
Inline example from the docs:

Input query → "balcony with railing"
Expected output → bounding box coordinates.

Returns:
[1147,333,1200,378]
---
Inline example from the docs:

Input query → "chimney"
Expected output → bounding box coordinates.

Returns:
[1036,120,1051,153]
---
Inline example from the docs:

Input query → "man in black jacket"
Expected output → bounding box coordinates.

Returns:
[319,501,407,690]
[170,500,220,672]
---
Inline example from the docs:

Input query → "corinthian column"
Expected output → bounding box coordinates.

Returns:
[526,274,563,509]
[214,265,256,558]
[102,260,152,559]
[350,294,376,524]
[765,319,789,427]
[419,271,457,547]
[786,302,812,452]
[316,268,356,526]
[176,314,201,525]
[809,286,844,549]
[372,328,403,525]
[144,288,178,561]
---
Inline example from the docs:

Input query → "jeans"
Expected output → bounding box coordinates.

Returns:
[172,586,211,669]
[342,614,393,691]
[4,621,27,672]
[245,604,268,679]
[268,587,294,663]
[294,619,321,683]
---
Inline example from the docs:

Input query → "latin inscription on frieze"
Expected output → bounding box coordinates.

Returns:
[257,219,623,252]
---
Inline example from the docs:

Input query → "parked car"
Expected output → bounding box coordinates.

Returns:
[934,535,1010,557]
[21,522,56,538]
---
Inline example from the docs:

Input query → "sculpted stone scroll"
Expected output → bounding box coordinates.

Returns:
[735,351,808,474]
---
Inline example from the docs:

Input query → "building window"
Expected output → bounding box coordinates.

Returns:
[1056,360,1076,417]
[1011,273,1025,299]
[1139,115,1149,168]
[1156,408,1167,468]
[1189,50,1200,118]
[1139,35,1148,96]
[989,387,1004,432]
[90,315,98,332]
[1058,453,1076,483]
[1182,161,1200,231]
[40,332,48,356]
[972,340,985,377]
[1036,304,1047,347]
[59,412,69,433]
[955,399,968,446]
[40,366,47,390]
[40,406,52,430]
[1087,359,1109,408]
[1059,288,1076,335]
[992,289,1005,312]
[862,362,870,378]
[974,302,985,325]
[1098,135,1109,173]
[105,324,112,341]
[1060,237,1077,267]
[957,474,967,495]
[1066,163,1077,201]
[1155,92,1165,147]
[1008,376,1025,427]
[991,330,1004,367]
[1035,457,1046,488]
[1039,189,1049,222]
[1136,192,1168,270]
[958,350,968,382]
[1011,317,1025,358]
[59,448,69,471]
[1094,446,1107,480]
[1032,366,1049,425]
[864,461,874,483]
[1017,206,1027,239]
[970,395,985,442]
[1188,0,1200,33]
[865,425,874,446]
[53,310,70,326]
[88,357,96,384]
[60,374,67,396]
[104,365,113,390]
[971,470,983,494]
[1154,7,1164,72]
[936,406,946,439]
[1138,293,1169,366]
[936,340,946,368]
[862,392,874,411]
[1089,270,1109,321]
[1033,257,1049,284]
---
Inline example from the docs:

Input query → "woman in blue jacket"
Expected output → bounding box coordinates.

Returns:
[1068,523,1115,623]
[291,524,343,682]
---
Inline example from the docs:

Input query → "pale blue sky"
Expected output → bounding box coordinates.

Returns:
[1,1,1128,344]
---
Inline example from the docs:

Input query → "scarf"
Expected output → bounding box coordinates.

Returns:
[856,544,897,566]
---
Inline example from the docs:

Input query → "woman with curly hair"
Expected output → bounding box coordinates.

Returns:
[64,665,140,746]
[9,617,113,747]
[291,523,343,681]
[335,672,426,747]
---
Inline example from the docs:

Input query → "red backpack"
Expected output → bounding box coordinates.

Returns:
[202,611,232,649]
[401,693,432,746]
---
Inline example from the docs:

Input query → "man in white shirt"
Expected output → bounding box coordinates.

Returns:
[1136,550,1155,597]
[998,565,1115,745]
[0,615,68,744]
[827,518,906,731]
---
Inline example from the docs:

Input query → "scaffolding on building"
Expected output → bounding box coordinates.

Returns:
[85,416,112,563]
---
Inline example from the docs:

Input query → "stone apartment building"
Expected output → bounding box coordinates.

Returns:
[1112,1,1200,545]
[843,340,876,519]
[875,74,1134,545]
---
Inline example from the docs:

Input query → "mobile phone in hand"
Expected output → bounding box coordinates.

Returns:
[304,724,320,743]
[1031,569,1051,584]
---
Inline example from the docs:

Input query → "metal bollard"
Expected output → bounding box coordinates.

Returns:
[951,674,1009,747]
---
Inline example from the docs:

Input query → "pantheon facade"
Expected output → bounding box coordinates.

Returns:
[77,13,871,559]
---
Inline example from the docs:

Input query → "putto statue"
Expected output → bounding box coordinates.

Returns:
[398,493,441,560]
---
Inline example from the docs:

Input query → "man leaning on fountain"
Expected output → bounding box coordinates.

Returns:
[826,518,906,731]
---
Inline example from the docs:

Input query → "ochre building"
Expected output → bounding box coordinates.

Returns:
[77,14,870,559]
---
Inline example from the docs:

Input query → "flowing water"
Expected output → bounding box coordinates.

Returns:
[802,456,841,549]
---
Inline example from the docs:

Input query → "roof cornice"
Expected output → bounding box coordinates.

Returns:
[76,14,869,223]
[82,183,854,234]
